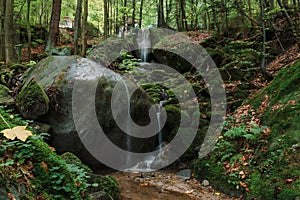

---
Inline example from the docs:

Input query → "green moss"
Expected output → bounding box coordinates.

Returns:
[16,80,49,119]
[61,152,92,173]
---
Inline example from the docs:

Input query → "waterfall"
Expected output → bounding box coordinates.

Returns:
[157,100,167,153]
[120,79,132,168]
[137,29,151,63]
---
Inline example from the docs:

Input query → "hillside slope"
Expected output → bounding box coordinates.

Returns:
[195,60,300,199]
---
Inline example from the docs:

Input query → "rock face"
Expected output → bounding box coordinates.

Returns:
[19,56,156,171]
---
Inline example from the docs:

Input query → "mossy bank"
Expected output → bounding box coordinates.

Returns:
[195,60,300,199]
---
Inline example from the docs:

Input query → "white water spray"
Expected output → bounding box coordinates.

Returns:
[137,29,151,63]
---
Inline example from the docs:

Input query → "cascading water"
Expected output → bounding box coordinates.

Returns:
[127,89,168,172]
[157,100,167,153]
[137,29,151,63]
[120,79,132,168]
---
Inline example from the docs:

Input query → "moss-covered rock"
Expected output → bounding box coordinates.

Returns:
[88,174,120,200]
[19,56,156,171]
[16,81,49,120]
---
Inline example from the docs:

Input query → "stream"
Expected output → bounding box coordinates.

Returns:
[112,171,236,200]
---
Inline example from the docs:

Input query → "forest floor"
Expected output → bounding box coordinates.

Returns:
[112,171,236,200]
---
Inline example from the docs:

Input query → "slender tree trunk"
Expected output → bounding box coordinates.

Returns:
[248,0,253,25]
[122,0,127,37]
[139,0,144,28]
[116,0,119,33]
[81,0,88,57]
[0,0,5,62]
[74,0,82,55]
[110,0,113,35]
[166,0,173,25]
[132,0,136,28]
[4,0,15,65]
[211,0,219,34]
[27,0,31,60]
[104,0,109,38]
[158,0,167,27]
[260,0,273,80]
[179,0,187,30]
[46,0,62,51]
[175,0,182,30]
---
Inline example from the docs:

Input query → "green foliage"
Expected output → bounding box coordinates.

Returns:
[0,107,100,199]
[117,52,139,72]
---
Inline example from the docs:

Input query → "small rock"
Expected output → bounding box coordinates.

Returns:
[176,169,191,180]
[202,180,210,187]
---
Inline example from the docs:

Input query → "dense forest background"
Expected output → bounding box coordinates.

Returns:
[0,0,299,66]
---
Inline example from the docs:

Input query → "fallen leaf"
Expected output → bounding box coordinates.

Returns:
[1,126,33,142]
[41,161,48,173]
[1,128,16,140]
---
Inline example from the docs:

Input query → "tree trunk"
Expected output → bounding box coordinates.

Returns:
[248,0,253,25]
[104,0,109,38]
[0,0,5,62]
[175,0,182,30]
[122,0,127,37]
[27,0,32,60]
[132,0,136,28]
[166,0,173,25]
[4,0,15,65]
[81,0,88,57]
[46,0,62,51]
[260,0,274,80]
[139,0,144,28]
[158,0,167,27]
[179,0,187,30]
[211,0,219,34]
[74,0,82,55]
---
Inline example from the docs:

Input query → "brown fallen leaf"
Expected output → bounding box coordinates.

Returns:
[41,161,48,173]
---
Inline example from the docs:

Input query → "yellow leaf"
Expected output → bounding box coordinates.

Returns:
[14,126,32,142]
[1,128,16,140]
[1,126,32,142]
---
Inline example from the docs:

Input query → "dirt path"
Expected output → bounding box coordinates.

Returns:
[112,171,236,200]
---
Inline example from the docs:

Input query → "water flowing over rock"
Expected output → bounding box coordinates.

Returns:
[18,56,157,171]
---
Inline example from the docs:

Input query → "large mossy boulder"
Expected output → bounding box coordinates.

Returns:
[88,37,133,67]
[195,60,300,199]
[18,56,156,171]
